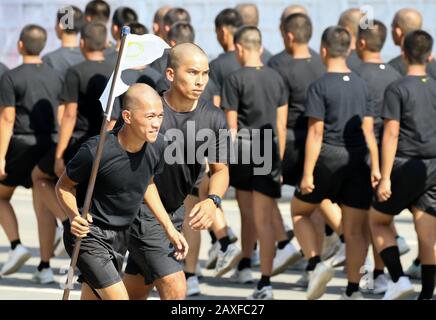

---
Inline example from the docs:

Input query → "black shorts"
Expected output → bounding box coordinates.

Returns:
[125,204,185,285]
[38,135,90,177]
[372,157,436,217]
[282,129,306,186]
[0,135,53,188]
[63,219,129,290]
[229,134,282,198]
[295,143,372,210]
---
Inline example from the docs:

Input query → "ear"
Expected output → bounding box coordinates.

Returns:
[122,110,132,124]
[85,15,92,23]
[18,41,25,54]
[169,39,177,47]
[164,24,170,33]
[166,67,175,83]
[358,38,366,50]
[321,46,328,58]
[428,54,434,63]
[286,32,294,44]
[259,45,264,55]
[112,25,120,39]
[152,23,159,35]
[394,27,403,40]
[80,38,85,49]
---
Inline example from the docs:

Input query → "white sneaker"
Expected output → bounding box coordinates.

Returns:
[0,245,32,276]
[272,243,301,276]
[295,271,309,288]
[382,276,414,300]
[341,291,364,300]
[206,242,220,269]
[251,249,260,267]
[186,276,201,296]
[361,273,390,294]
[229,268,253,284]
[321,234,340,260]
[53,236,67,258]
[215,244,241,277]
[397,236,411,256]
[405,262,421,279]
[330,243,346,268]
[247,286,273,300]
[307,262,334,300]
[32,268,55,284]
[227,227,238,244]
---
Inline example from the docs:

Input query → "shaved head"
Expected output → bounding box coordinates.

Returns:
[235,3,259,26]
[167,43,207,70]
[338,8,364,37]
[280,5,308,23]
[154,5,172,24]
[234,25,262,50]
[393,8,423,34]
[123,83,161,111]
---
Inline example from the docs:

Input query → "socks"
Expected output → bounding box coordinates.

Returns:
[238,258,251,271]
[184,271,195,280]
[209,231,217,244]
[306,256,321,271]
[373,268,384,280]
[418,265,436,300]
[257,275,270,289]
[379,246,404,282]
[414,258,421,266]
[286,229,295,241]
[218,236,231,252]
[339,234,345,243]
[325,225,334,236]
[37,261,50,272]
[10,239,21,250]
[277,240,289,250]
[345,282,360,297]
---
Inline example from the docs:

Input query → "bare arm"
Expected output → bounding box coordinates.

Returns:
[225,109,238,142]
[276,104,288,160]
[57,104,65,127]
[362,116,381,188]
[0,106,15,180]
[55,102,78,177]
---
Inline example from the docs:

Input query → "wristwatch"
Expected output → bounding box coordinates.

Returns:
[207,194,222,208]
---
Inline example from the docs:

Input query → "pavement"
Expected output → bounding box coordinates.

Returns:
[0,186,421,300]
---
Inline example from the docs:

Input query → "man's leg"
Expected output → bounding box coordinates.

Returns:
[80,283,101,300]
[236,189,256,267]
[95,281,129,300]
[155,271,187,300]
[123,273,154,300]
[0,184,18,242]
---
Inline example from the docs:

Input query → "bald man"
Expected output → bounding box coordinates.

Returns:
[123,43,230,300]
[389,8,436,79]
[153,5,172,39]
[56,84,185,300]
[338,8,364,70]
[235,3,259,26]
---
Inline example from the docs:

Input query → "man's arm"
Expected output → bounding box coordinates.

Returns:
[377,119,399,202]
[55,102,78,177]
[300,118,324,195]
[0,106,15,180]
[144,179,188,260]
[225,110,238,142]
[276,104,288,160]
[362,116,381,188]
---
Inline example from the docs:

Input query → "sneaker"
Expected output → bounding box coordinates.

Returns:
[251,249,260,267]
[229,268,253,284]
[330,243,346,268]
[382,276,414,300]
[227,227,238,244]
[341,291,364,300]
[321,234,340,260]
[205,242,220,269]
[247,286,273,300]
[361,273,389,294]
[272,243,301,276]
[53,235,67,257]
[295,271,309,288]
[397,236,411,256]
[186,276,201,296]
[405,261,421,279]
[0,245,32,276]
[32,268,55,284]
[307,262,334,300]
[215,244,241,277]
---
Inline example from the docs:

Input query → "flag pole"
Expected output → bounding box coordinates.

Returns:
[62,26,131,300]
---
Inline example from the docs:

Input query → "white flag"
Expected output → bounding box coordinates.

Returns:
[100,34,170,119]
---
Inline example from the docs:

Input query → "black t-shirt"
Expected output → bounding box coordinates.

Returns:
[382,76,436,159]
[355,62,402,140]
[0,64,63,135]
[66,131,166,229]
[153,97,228,211]
[347,50,362,71]
[305,72,373,147]
[221,66,288,135]
[0,63,8,78]
[388,55,436,80]
[268,50,325,131]
[150,48,170,75]
[42,47,85,79]
[61,60,114,137]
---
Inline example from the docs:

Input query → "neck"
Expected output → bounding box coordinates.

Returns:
[61,33,79,48]
[407,64,427,76]
[326,57,351,73]
[23,55,42,64]
[118,126,145,153]
[361,51,383,63]
[84,51,105,61]
[350,36,357,50]
[225,39,235,52]
[242,52,263,67]
[165,89,198,113]
[287,43,311,59]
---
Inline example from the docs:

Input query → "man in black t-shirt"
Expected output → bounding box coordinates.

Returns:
[338,8,363,71]
[56,83,186,300]
[0,63,8,79]
[291,26,380,300]
[123,43,230,300]
[221,26,289,300]
[371,31,436,301]
[0,25,63,277]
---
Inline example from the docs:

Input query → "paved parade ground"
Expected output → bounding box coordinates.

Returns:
[0,187,420,300]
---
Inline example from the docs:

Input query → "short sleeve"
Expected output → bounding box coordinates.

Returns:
[209,60,222,93]
[304,81,326,120]
[0,72,16,107]
[154,136,167,176]
[277,75,288,107]
[66,141,95,184]
[207,109,229,164]
[220,74,239,111]
[60,67,80,103]
[382,84,402,121]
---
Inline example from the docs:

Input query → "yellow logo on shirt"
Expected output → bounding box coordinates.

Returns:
[422,77,428,83]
